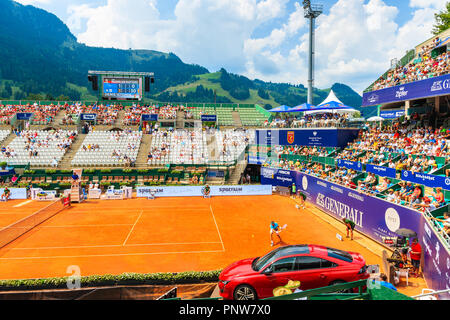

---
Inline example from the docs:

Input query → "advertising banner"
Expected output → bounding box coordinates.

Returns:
[88,189,102,199]
[0,188,27,200]
[337,159,363,171]
[380,110,405,119]
[80,114,97,121]
[136,185,272,198]
[401,170,450,191]
[254,129,359,148]
[261,167,450,298]
[366,164,397,179]
[362,74,450,107]
[16,113,33,121]
[141,114,159,122]
[30,188,56,201]
[201,115,217,122]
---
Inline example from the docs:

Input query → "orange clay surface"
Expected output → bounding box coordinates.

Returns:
[0,195,427,296]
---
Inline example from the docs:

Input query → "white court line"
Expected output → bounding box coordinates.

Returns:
[5,224,134,229]
[13,200,33,208]
[210,205,225,252]
[0,249,225,260]
[11,241,223,250]
[122,210,143,246]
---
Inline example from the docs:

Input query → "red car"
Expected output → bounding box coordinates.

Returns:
[218,244,369,300]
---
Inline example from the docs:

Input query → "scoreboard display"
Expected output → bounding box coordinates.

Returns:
[102,77,142,100]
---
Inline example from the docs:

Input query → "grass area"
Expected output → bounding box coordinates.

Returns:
[66,83,98,101]
[160,72,278,109]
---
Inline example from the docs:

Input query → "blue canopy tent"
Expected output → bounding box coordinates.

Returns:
[288,103,315,112]
[268,105,292,113]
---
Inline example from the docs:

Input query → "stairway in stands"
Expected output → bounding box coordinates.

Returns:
[52,109,67,127]
[116,110,126,127]
[206,131,218,162]
[176,111,185,129]
[135,134,153,168]
[232,111,242,127]
[228,160,248,185]
[58,134,87,169]
[0,131,18,148]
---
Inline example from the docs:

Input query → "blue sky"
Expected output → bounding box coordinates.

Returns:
[14,0,448,93]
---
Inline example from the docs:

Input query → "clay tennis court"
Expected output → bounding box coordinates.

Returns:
[0,195,387,281]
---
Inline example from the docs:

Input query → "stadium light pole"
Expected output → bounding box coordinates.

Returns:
[303,0,323,105]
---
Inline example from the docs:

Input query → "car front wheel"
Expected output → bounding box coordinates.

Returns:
[233,284,257,300]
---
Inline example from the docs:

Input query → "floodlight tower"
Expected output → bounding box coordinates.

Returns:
[303,0,323,105]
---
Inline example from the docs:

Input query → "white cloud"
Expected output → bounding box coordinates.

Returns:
[64,0,446,94]
[410,0,447,9]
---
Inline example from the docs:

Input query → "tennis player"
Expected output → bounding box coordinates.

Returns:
[342,218,356,240]
[1,187,11,201]
[270,221,285,246]
[298,191,306,209]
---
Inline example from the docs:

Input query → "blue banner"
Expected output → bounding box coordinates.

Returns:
[366,164,397,179]
[380,110,405,119]
[337,159,363,171]
[16,113,33,121]
[401,170,450,191]
[141,114,158,122]
[80,114,97,121]
[248,155,268,165]
[201,115,217,122]
[261,167,450,298]
[255,129,359,148]
[363,74,450,106]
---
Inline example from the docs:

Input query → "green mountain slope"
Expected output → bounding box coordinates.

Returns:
[0,0,376,117]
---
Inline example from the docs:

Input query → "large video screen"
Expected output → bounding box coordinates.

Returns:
[102,77,142,100]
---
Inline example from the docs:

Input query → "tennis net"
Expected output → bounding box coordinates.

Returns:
[0,196,70,249]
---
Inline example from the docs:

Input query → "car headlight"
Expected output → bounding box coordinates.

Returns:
[220,280,230,285]
[358,265,367,274]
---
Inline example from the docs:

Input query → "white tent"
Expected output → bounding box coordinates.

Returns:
[304,90,358,115]
[318,89,344,105]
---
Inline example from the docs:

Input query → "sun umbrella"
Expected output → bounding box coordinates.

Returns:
[367,116,384,122]
[268,105,292,113]
[288,103,315,112]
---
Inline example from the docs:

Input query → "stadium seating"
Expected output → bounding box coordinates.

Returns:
[214,129,255,163]
[0,130,76,167]
[371,36,450,91]
[147,129,208,165]
[71,131,142,167]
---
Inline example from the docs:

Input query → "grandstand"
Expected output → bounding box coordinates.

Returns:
[362,29,450,128]
[71,131,142,167]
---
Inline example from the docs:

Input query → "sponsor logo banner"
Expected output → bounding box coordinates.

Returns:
[337,159,363,171]
[80,114,97,121]
[261,167,450,297]
[366,164,397,179]
[201,115,217,122]
[380,110,405,119]
[362,74,450,106]
[16,113,33,121]
[141,114,158,122]
[136,185,272,198]
[401,170,450,190]
[254,129,359,148]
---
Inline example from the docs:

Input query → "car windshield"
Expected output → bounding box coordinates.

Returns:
[253,245,310,271]
[327,247,353,263]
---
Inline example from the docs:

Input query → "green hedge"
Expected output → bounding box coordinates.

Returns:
[0,270,222,291]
